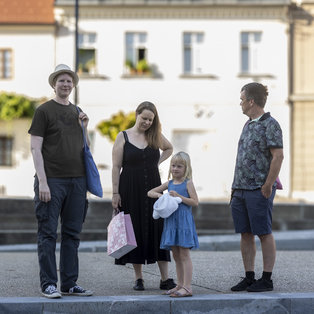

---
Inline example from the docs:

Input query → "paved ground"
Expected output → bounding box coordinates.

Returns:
[0,231,314,313]
[1,250,314,298]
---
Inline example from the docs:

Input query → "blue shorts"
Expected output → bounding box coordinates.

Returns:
[230,188,276,236]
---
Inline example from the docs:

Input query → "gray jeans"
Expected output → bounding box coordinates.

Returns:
[34,175,88,292]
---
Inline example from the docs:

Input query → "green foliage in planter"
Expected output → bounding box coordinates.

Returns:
[136,59,150,73]
[97,110,136,142]
[125,59,134,70]
[0,92,39,121]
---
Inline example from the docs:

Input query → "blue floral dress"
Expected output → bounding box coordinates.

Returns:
[160,180,199,250]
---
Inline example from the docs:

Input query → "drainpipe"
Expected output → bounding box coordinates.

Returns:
[74,0,79,105]
[288,4,295,199]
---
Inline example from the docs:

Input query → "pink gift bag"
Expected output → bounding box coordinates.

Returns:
[107,211,137,259]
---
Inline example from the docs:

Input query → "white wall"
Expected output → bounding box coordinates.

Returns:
[63,17,290,199]
[0,119,35,197]
[0,26,56,198]
[0,26,55,99]
[0,13,291,200]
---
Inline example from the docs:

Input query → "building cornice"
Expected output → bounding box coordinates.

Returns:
[298,1,314,4]
[290,94,314,102]
[55,0,291,6]
[55,6,290,21]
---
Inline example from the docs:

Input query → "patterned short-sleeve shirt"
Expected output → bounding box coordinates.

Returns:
[232,112,283,190]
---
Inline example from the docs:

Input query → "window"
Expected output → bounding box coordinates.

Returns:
[78,32,96,74]
[0,49,13,79]
[125,32,149,74]
[241,32,262,73]
[183,32,204,75]
[0,137,13,166]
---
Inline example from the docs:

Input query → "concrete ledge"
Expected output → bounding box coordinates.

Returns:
[1,251,314,312]
[1,293,314,314]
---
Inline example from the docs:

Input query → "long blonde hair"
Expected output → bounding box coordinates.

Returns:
[136,101,162,149]
[168,151,193,181]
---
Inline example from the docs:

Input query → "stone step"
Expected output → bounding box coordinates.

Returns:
[0,229,107,245]
[1,198,314,245]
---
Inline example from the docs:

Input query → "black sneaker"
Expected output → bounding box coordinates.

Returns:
[133,279,145,291]
[160,278,176,290]
[231,277,256,291]
[41,285,61,299]
[61,285,93,296]
[247,278,273,292]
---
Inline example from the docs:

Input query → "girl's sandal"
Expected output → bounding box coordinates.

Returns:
[162,285,182,295]
[169,286,193,298]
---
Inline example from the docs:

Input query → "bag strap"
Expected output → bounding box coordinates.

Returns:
[75,105,88,148]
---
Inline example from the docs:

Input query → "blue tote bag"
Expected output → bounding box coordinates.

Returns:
[76,107,103,197]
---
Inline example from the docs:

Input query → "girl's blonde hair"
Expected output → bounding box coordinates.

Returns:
[168,151,193,181]
[136,101,162,150]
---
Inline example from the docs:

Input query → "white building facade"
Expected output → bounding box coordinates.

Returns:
[0,0,292,200]
[0,13,55,196]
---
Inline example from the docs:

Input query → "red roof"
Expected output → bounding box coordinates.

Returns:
[0,0,54,24]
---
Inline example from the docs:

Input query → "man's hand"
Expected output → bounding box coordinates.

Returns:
[39,181,51,202]
[261,183,272,199]
[79,112,89,128]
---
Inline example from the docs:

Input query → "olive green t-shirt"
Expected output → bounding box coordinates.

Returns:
[28,99,85,177]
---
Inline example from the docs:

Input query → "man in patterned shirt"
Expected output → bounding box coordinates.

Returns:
[230,82,284,292]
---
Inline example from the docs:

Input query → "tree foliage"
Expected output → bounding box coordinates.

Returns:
[0,92,39,121]
[97,110,136,142]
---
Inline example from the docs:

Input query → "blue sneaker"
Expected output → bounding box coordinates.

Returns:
[41,285,61,298]
[61,285,93,296]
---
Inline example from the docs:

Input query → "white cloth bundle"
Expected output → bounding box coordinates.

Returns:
[153,192,182,219]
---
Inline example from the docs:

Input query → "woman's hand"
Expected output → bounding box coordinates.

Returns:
[112,193,121,210]
[112,206,120,218]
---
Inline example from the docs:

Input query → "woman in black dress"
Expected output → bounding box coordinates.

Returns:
[112,101,176,291]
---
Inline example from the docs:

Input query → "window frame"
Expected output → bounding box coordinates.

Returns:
[0,48,13,79]
[125,32,148,74]
[183,32,205,75]
[0,136,13,166]
[240,31,263,74]
[78,32,97,75]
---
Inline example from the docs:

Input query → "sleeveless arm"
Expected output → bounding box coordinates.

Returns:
[158,134,173,166]
[169,180,199,207]
[111,132,125,209]
[147,181,169,198]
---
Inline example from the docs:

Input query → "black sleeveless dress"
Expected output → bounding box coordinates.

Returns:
[115,131,170,265]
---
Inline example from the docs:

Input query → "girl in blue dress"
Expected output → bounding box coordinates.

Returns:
[148,151,199,297]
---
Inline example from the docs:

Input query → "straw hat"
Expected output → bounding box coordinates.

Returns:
[48,64,79,88]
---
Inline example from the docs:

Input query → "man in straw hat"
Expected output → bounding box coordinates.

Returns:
[28,64,93,298]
